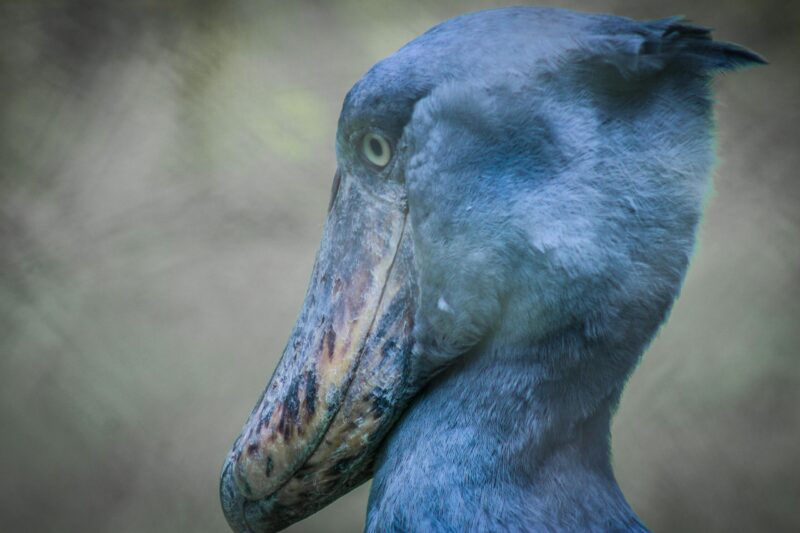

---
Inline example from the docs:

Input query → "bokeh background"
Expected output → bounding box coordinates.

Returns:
[1,0,797,531]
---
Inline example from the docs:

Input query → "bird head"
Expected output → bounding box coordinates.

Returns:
[220,8,764,532]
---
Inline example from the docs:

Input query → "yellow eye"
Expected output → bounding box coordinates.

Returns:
[361,132,391,168]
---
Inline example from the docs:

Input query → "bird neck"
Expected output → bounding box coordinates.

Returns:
[367,337,649,532]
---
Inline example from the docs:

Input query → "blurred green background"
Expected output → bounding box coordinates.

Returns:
[0,1,797,531]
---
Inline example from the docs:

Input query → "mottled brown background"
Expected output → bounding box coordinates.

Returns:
[1,0,797,531]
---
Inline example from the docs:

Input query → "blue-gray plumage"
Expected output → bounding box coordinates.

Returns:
[220,7,763,532]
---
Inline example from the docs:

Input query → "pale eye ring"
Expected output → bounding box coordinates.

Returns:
[360,132,392,168]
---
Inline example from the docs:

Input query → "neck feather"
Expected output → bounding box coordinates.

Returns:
[366,334,649,532]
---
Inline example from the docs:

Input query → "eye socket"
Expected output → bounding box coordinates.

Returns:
[360,132,392,168]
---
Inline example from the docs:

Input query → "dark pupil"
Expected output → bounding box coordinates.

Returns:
[369,138,383,157]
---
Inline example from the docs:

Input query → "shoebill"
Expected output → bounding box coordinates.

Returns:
[219,6,763,532]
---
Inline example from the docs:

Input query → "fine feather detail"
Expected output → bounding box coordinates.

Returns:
[583,16,767,76]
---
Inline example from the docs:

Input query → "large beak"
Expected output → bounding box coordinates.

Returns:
[220,171,417,532]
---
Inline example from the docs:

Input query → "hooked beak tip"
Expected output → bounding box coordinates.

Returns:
[220,458,249,532]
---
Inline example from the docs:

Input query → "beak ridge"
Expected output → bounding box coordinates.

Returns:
[220,174,416,532]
